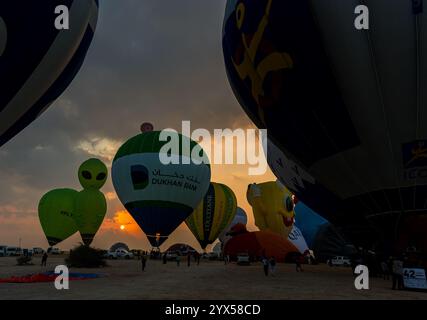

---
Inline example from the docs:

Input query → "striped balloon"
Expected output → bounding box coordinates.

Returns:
[186,183,237,250]
[0,0,98,147]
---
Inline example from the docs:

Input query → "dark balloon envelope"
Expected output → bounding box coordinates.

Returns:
[0,0,98,147]
[223,0,427,253]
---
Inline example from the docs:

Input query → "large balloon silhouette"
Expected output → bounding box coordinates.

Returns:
[223,0,427,251]
[112,129,211,247]
[186,182,237,250]
[38,189,79,246]
[0,1,98,147]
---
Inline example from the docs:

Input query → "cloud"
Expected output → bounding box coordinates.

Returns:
[75,137,123,162]
[105,192,117,201]
[99,210,142,238]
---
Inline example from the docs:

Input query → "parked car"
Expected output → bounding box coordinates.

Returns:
[47,247,61,255]
[6,247,22,256]
[33,247,44,255]
[0,246,6,257]
[22,248,34,256]
[328,256,351,267]
[105,249,134,259]
[237,253,250,266]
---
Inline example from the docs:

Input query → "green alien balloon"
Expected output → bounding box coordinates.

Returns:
[38,188,79,246]
[73,158,108,245]
[78,158,108,189]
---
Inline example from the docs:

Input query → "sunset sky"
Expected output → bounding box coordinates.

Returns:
[0,0,277,252]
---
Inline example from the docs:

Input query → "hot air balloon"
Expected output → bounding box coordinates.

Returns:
[287,225,309,255]
[0,1,98,147]
[224,224,299,262]
[246,181,295,238]
[186,182,237,250]
[73,158,108,246]
[223,0,427,252]
[218,206,247,243]
[38,188,79,246]
[112,129,211,247]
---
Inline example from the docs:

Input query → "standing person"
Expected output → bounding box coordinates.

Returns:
[392,257,404,290]
[41,252,48,266]
[296,255,303,272]
[141,255,147,271]
[187,253,191,267]
[176,255,181,266]
[381,260,389,280]
[162,252,167,264]
[262,256,269,276]
[269,257,277,276]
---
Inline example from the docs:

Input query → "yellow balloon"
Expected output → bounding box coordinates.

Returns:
[186,182,237,250]
[247,180,295,238]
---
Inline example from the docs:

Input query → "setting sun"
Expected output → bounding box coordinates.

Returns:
[120,225,125,231]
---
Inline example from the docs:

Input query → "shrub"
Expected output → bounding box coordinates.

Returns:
[65,244,107,268]
[16,255,32,266]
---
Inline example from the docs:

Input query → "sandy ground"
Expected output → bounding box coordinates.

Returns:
[0,256,426,300]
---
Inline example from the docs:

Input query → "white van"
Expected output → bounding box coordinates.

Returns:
[328,256,351,267]
[48,247,61,255]
[6,247,22,256]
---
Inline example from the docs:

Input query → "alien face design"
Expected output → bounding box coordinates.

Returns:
[78,158,108,189]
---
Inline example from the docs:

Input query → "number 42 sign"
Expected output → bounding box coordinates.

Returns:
[403,268,427,290]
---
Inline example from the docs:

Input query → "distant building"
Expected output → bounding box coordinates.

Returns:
[110,242,129,252]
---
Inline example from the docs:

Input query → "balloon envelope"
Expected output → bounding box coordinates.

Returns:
[38,188,79,246]
[224,230,299,262]
[0,0,98,147]
[112,131,211,247]
[218,207,247,243]
[73,158,108,245]
[73,189,107,246]
[246,181,295,238]
[287,225,309,255]
[223,0,427,250]
[186,182,237,249]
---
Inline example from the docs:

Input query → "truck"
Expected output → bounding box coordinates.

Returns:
[105,248,134,259]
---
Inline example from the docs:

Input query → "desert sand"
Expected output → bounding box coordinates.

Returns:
[0,256,426,300]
